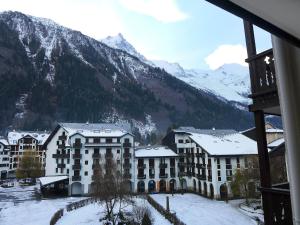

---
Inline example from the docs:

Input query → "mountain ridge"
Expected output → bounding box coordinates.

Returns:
[0,11,253,136]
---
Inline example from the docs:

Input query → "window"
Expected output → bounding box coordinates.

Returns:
[84,171,88,176]
[117,160,120,165]
[67,159,70,164]
[85,160,88,165]
[178,139,184,143]
[106,138,112,143]
[94,138,100,143]
[85,149,88,154]
[218,170,221,181]
[237,157,240,168]
[117,149,120,154]
[124,138,130,143]
[185,139,190,143]
[55,168,58,173]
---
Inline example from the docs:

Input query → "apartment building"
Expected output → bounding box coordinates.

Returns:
[0,138,10,179]
[162,127,258,199]
[44,123,134,195]
[134,146,178,193]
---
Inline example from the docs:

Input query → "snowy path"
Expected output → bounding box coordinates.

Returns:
[57,197,171,225]
[0,184,84,225]
[151,194,257,225]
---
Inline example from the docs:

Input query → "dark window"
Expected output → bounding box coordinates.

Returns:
[178,139,184,143]
[124,138,130,143]
[84,171,88,176]
[117,149,120,154]
[85,150,88,154]
[55,168,58,173]
[94,148,99,154]
[106,138,112,143]
[85,161,88,165]
[67,169,69,174]
[94,138,100,143]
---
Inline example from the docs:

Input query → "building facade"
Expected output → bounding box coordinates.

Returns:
[44,123,134,196]
[162,127,258,199]
[134,146,178,193]
[0,138,10,179]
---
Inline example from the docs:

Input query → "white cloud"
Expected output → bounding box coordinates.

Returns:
[0,0,124,39]
[119,0,188,23]
[205,44,247,70]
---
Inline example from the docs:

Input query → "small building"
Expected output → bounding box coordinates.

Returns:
[134,145,178,193]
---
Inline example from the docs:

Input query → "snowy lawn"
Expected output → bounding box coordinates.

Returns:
[0,184,84,225]
[57,197,171,225]
[151,193,257,225]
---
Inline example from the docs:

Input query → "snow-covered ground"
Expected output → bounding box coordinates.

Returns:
[58,197,171,225]
[151,194,257,225]
[0,184,84,225]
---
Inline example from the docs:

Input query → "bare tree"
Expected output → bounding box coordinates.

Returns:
[16,149,43,181]
[231,156,260,204]
[92,158,133,224]
[132,204,154,225]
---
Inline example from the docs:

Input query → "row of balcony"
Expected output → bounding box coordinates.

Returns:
[72,142,132,148]
[137,173,175,179]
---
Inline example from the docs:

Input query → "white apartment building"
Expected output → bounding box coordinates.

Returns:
[44,123,134,196]
[162,127,258,199]
[6,131,49,177]
[0,138,10,179]
[134,146,178,193]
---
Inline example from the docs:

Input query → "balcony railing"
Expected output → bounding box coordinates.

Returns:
[159,173,168,178]
[137,174,146,179]
[170,173,176,178]
[123,173,131,179]
[246,49,279,111]
[53,154,69,158]
[72,176,81,181]
[149,174,155,179]
[72,164,81,170]
[105,153,113,158]
[57,163,66,168]
[73,142,82,148]
[178,162,186,167]
[72,154,82,159]
[123,163,132,169]
[123,153,132,158]
[138,164,146,169]
[195,153,203,157]
[159,163,168,169]
[123,142,132,148]
[92,153,101,158]
[197,174,206,180]
[260,184,292,225]
[178,172,186,177]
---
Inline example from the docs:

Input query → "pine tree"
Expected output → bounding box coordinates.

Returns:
[142,213,152,225]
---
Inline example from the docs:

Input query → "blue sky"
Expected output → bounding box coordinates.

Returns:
[0,0,271,70]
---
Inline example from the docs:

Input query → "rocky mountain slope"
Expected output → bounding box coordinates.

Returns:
[0,11,253,135]
[101,34,251,106]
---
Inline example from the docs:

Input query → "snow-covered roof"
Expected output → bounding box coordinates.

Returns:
[135,146,178,158]
[266,128,284,133]
[0,138,9,146]
[268,138,285,148]
[38,176,68,186]
[7,131,50,145]
[175,127,236,137]
[189,132,258,156]
[60,122,132,138]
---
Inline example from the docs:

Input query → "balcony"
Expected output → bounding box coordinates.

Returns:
[137,174,146,179]
[123,173,132,179]
[208,175,212,181]
[92,153,101,158]
[178,162,186,167]
[123,152,132,158]
[159,173,168,178]
[73,142,82,148]
[259,184,292,225]
[72,164,81,170]
[246,49,280,114]
[123,163,131,168]
[159,163,168,169]
[72,176,81,181]
[138,164,146,169]
[105,153,113,158]
[197,174,206,180]
[53,154,69,159]
[57,144,66,149]
[170,173,176,178]
[178,152,186,157]
[149,174,155,179]
[178,172,186,177]
[72,154,82,159]
[195,153,203,157]
[58,135,67,141]
[123,142,132,148]
[57,163,66,168]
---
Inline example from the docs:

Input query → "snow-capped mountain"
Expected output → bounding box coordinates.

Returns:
[102,34,251,105]
[0,11,253,134]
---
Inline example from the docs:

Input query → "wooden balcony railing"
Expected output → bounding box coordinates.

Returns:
[259,184,292,225]
[246,49,279,111]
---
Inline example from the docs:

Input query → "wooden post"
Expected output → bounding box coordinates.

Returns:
[166,196,170,212]
[254,110,273,225]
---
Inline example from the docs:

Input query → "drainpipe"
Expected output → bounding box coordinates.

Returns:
[272,36,300,225]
